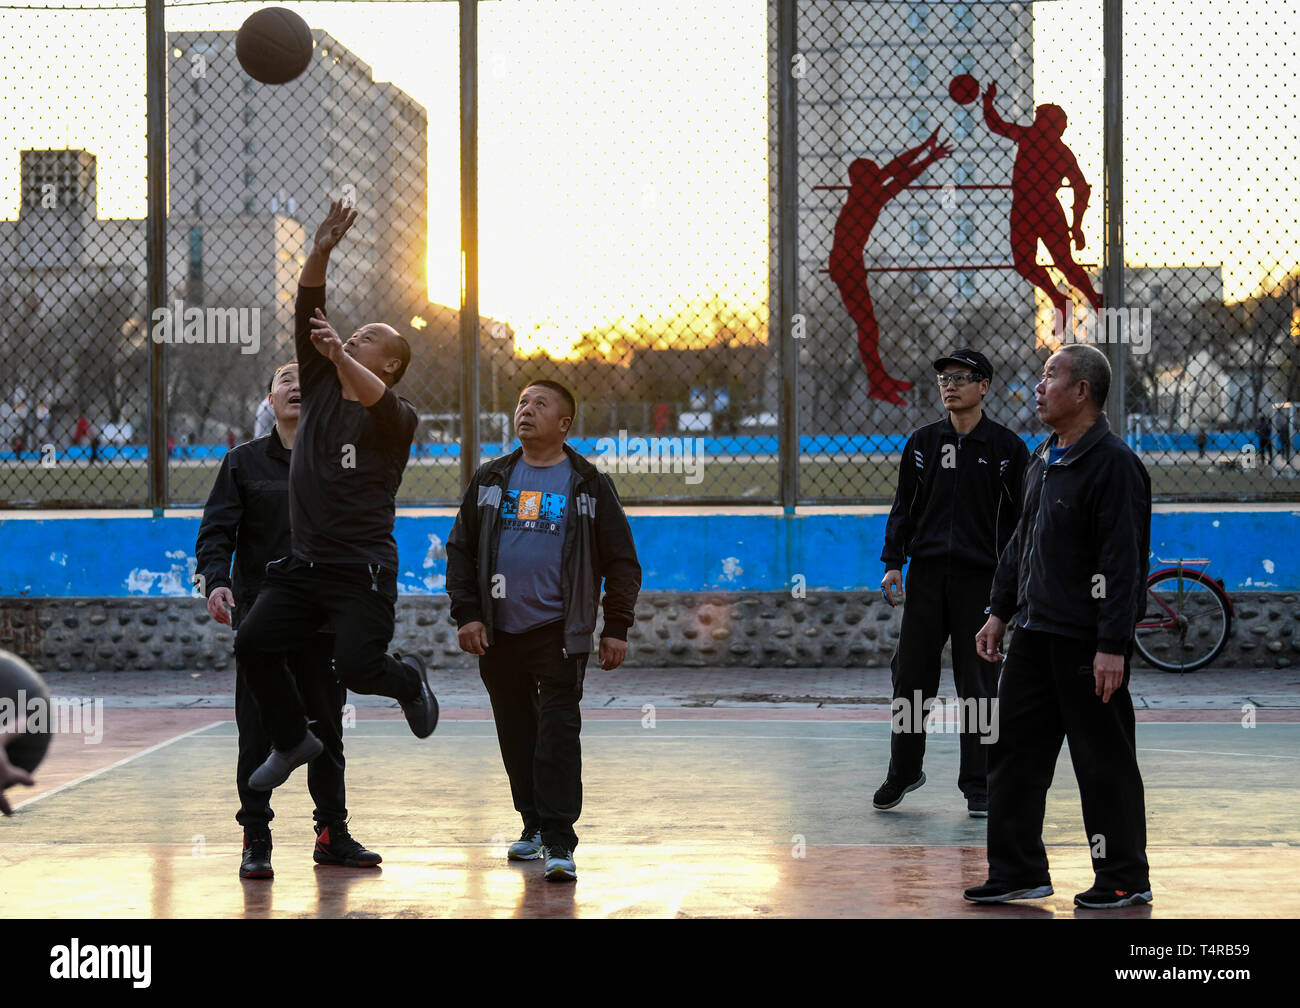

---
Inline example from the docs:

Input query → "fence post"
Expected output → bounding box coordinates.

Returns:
[1102,0,1125,432]
[459,0,481,489]
[145,0,168,510]
[777,0,799,509]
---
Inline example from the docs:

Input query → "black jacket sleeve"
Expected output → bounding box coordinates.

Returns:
[295,283,332,392]
[990,456,1036,623]
[194,450,242,597]
[594,472,641,640]
[881,432,918,569]
[1092,450,1152,654]
[445,472,485,629]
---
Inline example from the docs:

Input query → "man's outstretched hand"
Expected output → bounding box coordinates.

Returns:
[312,199,357,256]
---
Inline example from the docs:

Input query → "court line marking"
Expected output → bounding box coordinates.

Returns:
[11,720,226,813]
[1136,747,1300,760]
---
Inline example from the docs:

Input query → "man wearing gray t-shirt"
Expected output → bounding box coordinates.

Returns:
[447,381,641,882]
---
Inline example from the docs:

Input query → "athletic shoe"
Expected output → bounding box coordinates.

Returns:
[395,652,439,739]
[248,730,323,791]
[543,845,577,882]
[967,794,988,818]
[508,827,544,861]
[872,771,926,810]
[240,829,273,879]
[964,881,1054,903]
[1074,886,1153,909]
[313,821,382,868]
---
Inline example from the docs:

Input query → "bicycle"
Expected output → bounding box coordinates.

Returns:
[1133,558,1234,672]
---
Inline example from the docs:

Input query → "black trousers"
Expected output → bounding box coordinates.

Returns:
[986,628,1150,891]
[887,561,999,798]
[234,556,417,751]
[479,620,587,852]
[235,632,346,829]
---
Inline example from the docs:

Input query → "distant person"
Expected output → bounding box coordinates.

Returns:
[829,129,951,405]
[1196,428,1207,459]
[74,414,91,447]
[196,361,380,878]
[1256,413,1273,465]
[447,380,641,882]
[968,345,1152,910]
[984,82,1102,325]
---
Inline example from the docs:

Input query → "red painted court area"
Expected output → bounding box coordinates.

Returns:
[3,707,1297,919]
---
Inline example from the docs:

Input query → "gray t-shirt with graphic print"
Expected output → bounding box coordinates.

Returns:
[493,457,572,634]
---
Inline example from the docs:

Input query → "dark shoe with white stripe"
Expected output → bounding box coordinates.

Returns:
[964,881,1054,903]
[873,772,926,810]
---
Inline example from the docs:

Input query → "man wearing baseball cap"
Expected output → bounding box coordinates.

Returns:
[876,348,1031,817]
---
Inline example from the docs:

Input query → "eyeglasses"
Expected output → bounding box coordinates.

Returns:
[936,372,979,388]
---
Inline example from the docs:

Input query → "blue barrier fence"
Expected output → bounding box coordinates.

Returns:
[1,508,1293,597]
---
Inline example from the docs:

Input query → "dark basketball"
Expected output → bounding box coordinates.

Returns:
[949,73,979,105]
[0,650,52,773]
[236,7,314,85]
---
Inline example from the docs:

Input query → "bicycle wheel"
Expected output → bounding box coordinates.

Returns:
[1134,569,1233,672]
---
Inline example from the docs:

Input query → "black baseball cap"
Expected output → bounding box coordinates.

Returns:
[933,348,992,383]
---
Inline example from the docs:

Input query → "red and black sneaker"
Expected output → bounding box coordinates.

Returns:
[313,821,382,868]
[240,829,273,879]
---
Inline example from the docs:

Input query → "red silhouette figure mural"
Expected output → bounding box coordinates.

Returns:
[829,129,951,405]
[982,81,1102,322]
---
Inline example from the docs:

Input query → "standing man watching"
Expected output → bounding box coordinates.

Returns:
[234,200,438,791]
[446,381,641,882]
[876,349,1029,817]
[196,362,380,878]
[967,345,1153,909]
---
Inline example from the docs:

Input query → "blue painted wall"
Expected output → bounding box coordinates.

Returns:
[0,509,1292,596]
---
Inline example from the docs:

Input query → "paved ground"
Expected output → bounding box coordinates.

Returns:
[38,662,1300,711]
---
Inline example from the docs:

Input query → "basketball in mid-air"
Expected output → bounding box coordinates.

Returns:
[949,74,979,105]
[236,7,314,85]
[0,649,52,774]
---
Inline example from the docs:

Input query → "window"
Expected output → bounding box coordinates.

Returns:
[192,107,200,127]
[908,55,929,87]
[909,110,930,137]
[192,78,200,94]
[193,167,201,186]
[191,138,200,156]
[244,106,255,126]
[244,79,255,94]
[243,138,256,155]
[246,198,257,214]
[909,217,931,247]
[955,271,977,299]
[910,273,931,297]
[193,198,201,216]
[953,3,975,31]
[954,54,975,76]
[244,167,256,187]
[907,3,929,32]
[956,216,976,244]
[1151,283,1165,301]
[955,162,974,186]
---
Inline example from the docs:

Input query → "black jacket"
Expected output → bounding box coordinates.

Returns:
[445,444,642,657]
[989,414,1152,655]
[194,428,293,621]
[881,414,1030,572]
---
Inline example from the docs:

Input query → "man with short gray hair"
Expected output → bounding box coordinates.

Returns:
[966,344,1153,910]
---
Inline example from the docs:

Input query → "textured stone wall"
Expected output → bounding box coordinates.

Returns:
[1,591,1292,672]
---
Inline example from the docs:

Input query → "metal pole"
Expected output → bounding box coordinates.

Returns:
[459,0,481,489]
[776,0,799,509]
[1102,0,1125,431]
[145,0,168,510]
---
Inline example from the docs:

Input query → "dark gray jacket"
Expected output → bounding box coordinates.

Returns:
[989,414,1151,655]
[445,444,641,657]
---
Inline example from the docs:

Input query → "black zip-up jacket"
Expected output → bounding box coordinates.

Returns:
[989,414,1152,655]
[881,414,1030,572]
[194,428,293,622]
[445,444,642,657]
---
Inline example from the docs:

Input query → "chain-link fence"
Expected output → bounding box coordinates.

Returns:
[0,0,1296,507]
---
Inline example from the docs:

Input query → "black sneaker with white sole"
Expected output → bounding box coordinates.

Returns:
[1073,886,1153,909]
[964,881,1054,903]
[395,652,439,739]
[872,772,926,810]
